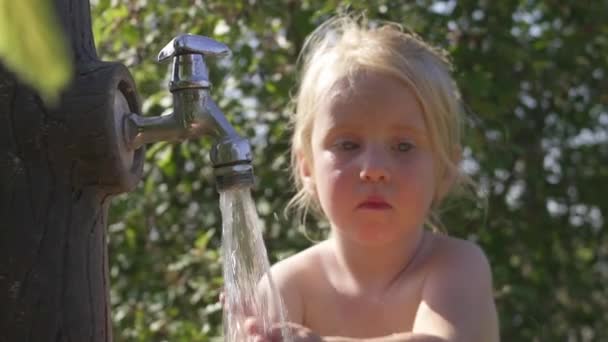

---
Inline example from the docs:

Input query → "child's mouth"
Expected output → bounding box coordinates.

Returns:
[358,197,392,210]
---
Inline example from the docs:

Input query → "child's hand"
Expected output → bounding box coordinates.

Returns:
[244,317,324,342]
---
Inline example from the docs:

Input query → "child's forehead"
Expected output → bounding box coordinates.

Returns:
[316,73,427,133]
[324,70,409,99]
[324,72,420,108]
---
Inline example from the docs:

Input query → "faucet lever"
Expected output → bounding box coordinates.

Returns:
[158,34,231,62]
[158,34,231,92]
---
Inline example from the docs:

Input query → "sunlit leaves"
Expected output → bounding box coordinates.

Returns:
[0,0,72,104]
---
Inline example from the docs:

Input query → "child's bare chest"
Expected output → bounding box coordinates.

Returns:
[302,281,423,338]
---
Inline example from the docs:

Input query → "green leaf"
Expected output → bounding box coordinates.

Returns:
[0,0,72,105]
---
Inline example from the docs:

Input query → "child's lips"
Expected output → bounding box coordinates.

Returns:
[357,197,392,210]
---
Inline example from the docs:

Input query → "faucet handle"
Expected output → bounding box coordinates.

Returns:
[157,34,231,62]
[158,34,231,91]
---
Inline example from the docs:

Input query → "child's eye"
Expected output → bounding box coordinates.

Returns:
[395,142,414,152]
[337,141,359,150]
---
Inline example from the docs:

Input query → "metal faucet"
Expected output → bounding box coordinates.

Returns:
[124,34,254,190]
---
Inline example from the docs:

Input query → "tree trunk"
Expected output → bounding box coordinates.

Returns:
[0,1,143,341]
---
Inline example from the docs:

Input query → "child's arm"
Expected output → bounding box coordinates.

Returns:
[324,333,443,342]
[249,324,446,342]
[406,240,499,342]
[258,257,306,324]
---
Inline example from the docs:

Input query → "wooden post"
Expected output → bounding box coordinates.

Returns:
[0,0,144,340]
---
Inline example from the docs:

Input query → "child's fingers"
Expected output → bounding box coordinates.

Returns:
[245,320,321,342]
[267,322,302,342]
[272,322,324,342]
[244,317,263,335]
[245,317,292,342]
[268,324,287,342]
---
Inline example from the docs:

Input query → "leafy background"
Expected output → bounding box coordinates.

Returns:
[87,0,608,341]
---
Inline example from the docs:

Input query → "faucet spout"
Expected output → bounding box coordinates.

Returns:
[206,98,255,190]
[203,96,239,141]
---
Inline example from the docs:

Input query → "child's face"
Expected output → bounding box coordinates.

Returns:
[301,71,440,246]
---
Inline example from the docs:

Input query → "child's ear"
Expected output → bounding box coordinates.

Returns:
[296,150,315,194]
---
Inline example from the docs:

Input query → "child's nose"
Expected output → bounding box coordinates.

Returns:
[359,148,390,183]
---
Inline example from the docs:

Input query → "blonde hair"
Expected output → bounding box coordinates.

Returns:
[287,14,471,232]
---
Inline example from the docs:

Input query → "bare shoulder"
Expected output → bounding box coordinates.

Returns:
[262,241,328,323]
[270,240,328,290]
[272,240,327,275]
[413,234,499,342]
[425,234,492,276]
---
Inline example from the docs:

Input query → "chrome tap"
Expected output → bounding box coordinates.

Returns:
[124,34,254,190]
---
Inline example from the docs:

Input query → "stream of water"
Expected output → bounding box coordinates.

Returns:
[219,186,292,342]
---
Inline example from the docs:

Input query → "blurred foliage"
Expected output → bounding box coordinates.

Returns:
[90,0,608,341]
[0,0,72,104]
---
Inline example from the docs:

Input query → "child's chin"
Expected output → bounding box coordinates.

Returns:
[354,228,400,245]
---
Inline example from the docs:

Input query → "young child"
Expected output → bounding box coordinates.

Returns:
[246,14,499,342]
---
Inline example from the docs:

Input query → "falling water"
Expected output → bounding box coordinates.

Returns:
[219,186,292,342]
